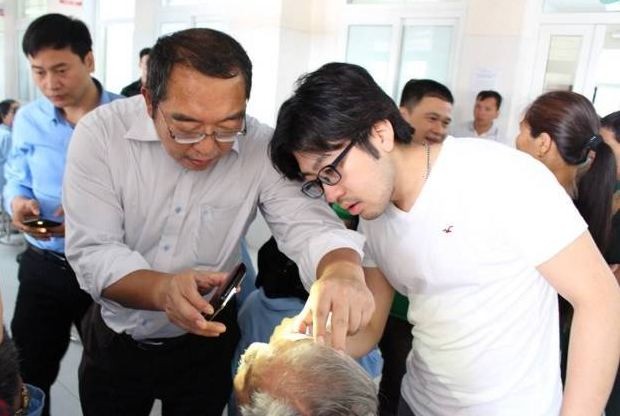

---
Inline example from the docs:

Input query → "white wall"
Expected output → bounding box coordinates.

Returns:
[451,0,538,146]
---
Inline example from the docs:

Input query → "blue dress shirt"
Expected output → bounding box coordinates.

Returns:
[0,124,12,192]
[3,79,122,252]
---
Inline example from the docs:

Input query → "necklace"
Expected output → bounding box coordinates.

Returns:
[424,140,431,180]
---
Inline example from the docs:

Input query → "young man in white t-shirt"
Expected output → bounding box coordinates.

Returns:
[269,62,620,416]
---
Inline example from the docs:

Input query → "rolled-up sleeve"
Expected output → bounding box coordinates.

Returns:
[63,116,150,301]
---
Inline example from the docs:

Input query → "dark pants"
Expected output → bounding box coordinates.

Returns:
[397,395,415,416]
[10,246,93,416]
[79,300,240,416]
[378,315,413,416]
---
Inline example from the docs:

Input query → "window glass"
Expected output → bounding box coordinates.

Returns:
[194,18,227,32]
[17,30,40,102]
[593,25,620,116]
[396,25,452,96]
[348,0,459,3]
[19,0,46,20]
[543,0,620,13]
[160,22,190,35]
[100,0,136,20]
[103,22,134,94]
[0,17,4,99]
[162,0,205,6]
[346,25,392,92]
[542,35,582,92]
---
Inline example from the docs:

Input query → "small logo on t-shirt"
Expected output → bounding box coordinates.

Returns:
[442,225,454,234]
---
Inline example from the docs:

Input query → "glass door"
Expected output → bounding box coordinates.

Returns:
[531,22,620,118]
[591,24,620,117]
[531,24,594,96]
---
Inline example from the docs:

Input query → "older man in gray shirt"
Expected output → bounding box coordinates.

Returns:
[63,29,372,415]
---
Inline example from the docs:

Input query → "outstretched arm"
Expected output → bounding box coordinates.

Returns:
[293,266,395,357]
[302,249,376,350]
[539,231,620,416]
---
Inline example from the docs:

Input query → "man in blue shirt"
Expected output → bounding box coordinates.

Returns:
[0,99,18,194]
[3,14,121,416]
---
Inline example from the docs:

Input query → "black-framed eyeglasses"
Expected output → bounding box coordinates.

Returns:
[158,107,247,144]
[301,141,356,198]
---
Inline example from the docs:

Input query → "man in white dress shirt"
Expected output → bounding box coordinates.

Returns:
[63,30,372,415]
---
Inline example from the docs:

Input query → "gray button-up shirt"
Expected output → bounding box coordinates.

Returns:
[452,121,499,141]
[63,96,364,339]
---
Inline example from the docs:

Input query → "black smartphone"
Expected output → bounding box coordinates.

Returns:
[206,263,247,321]
[22,218,62,228]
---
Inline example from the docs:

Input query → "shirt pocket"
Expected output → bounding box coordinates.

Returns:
[193,202,243,268]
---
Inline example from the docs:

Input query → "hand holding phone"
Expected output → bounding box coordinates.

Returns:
[22,218,62,228]
[204,263,246,321]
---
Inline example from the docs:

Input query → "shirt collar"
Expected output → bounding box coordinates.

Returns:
[43,77,111,124]
[469,120,497,137]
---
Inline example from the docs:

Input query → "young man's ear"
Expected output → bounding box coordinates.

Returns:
[371,120,395,152]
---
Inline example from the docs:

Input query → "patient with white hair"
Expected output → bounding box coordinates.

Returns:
[233,324,378,416]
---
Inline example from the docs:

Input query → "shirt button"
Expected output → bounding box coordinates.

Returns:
[163,244,170,251]
[175,206,181,214]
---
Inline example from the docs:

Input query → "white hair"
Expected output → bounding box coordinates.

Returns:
[240,391,300,416]
[239,341,378,416]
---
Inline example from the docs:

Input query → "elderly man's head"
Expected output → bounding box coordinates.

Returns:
[234,335,378,416]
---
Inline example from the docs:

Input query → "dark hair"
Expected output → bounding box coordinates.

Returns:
[525,91,615,252]
[0,100,16,120]
[476,90,502,110]
[22,13,92,60]
[146,28,252,111]
[139,47,151,59]
[601,111,620,143]
[0,331,21,411]
[399,79,454,109]
[270,62,413,180]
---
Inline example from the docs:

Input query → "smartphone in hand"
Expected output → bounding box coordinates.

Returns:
[205,263,247,321]
[22,218,62,228]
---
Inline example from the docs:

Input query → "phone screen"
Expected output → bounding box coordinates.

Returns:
[22,218,62,228]
[206,263,246,321]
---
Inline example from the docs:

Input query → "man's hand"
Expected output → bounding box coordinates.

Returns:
[297,250,375,350]
[158,269,229,337]
[10,197,64,239]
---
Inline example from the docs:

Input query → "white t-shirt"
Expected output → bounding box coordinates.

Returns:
[361,137,586,415]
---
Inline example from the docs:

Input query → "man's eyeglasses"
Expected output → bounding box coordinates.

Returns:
[301,141,355,198]
[158,107,247,145]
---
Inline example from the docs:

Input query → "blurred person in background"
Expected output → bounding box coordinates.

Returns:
[398,79,453,145]
[600,109,620,416]
[121,47,151,97]
[3,14,122,415]
[0,99,18,193]
[452,90,502,141]
[515,91,616,393]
